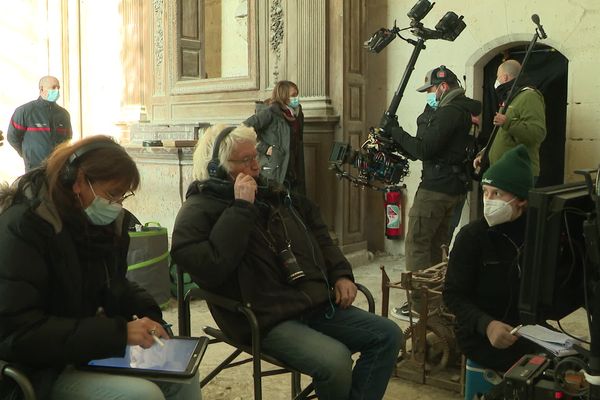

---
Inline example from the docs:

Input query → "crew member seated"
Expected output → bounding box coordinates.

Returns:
[171,124,402,400]
[443,144,538,372]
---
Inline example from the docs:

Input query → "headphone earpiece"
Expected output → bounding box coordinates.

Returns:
[61,140,120,185]
[207,126,236,179]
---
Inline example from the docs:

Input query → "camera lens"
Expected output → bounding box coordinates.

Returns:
[279,247,306,284]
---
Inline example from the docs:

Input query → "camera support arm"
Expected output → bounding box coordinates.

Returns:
[379,37,427,129]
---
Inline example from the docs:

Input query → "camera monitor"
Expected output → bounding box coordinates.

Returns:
[519,181,595,324]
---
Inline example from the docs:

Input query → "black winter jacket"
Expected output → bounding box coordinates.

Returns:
[171,178,353,343]
[443,215,533,370]
[7,97,72,171]
[391,89,481,195]
[0,171,161,399]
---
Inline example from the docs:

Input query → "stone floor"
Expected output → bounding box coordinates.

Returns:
[161,254,590,400]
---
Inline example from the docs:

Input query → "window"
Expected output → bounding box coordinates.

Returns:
[177,0,249,80]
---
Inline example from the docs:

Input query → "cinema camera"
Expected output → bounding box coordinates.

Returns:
[330,0,465,190]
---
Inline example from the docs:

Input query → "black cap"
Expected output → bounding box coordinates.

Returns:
[416,65,458,92]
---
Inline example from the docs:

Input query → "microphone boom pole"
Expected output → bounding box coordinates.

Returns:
[474,14,547,180]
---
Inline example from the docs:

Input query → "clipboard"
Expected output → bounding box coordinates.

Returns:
[81,336,208,379]
[517,325,579,357]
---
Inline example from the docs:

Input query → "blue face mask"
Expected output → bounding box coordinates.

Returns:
[289,96,300,108]
[84,180,123,225]
[426,92,438,109]
[46,89,60,102]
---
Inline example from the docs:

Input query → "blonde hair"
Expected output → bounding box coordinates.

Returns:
[193,124,257,180]
[266,80,299,108]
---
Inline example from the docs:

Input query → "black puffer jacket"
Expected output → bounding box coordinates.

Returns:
[391,89,481,195]
[443,215,532,370]
[7,98,72,171]
[0,170,161,399]
[171,178,353,343]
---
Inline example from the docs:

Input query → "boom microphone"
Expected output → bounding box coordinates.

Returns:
[531,14,547,39]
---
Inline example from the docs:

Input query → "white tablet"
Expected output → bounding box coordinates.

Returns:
[82,336,208,379]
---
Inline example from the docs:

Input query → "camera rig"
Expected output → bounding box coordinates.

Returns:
[329,0,465,191]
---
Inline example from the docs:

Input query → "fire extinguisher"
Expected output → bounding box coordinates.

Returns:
[385,187,404,239]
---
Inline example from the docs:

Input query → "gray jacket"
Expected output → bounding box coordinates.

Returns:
[243,103,305,192]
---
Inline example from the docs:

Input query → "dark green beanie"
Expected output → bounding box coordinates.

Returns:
[482,144,533,199]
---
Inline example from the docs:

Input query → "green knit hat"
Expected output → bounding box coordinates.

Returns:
[482,144,533,199]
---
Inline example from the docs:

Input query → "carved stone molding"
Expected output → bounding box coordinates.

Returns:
[153,0,164,94]
[269,0,284,85]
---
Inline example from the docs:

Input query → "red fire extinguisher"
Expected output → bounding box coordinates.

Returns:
[385,187,403,239]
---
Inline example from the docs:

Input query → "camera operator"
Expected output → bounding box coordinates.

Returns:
[383,66,481,317]
[443,145,538,372]
[171,124,402,400]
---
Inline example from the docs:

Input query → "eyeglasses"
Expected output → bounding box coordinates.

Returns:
[108,191,135,204]
[228,155,259,167]
[88,179,135,204]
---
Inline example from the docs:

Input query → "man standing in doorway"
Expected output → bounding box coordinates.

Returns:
[8,75,73,171]
[474,60,546,180]
[383,66,481,317]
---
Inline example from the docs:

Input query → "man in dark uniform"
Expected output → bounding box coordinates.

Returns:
[7,75,72,171]
[384,66,481,317]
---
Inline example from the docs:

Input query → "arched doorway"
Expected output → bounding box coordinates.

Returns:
[480,44,569,187]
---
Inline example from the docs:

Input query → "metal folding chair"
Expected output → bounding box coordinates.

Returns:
[175,263,375,400]
[0,360,36,400]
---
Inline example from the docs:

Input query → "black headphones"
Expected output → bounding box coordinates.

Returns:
[207,126,236,178]
[61,140,121,185]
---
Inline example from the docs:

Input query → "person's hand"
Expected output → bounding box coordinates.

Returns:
[334,277,357,309]
[493,113,507,126]
[486,320,519,349]
[471,115,481,126]
[234,172,257,203]
[127,316,169,349]
[266,146,273,156]
[473,154,482,170]
[380,116,399,138]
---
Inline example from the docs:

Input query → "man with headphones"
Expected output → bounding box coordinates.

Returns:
[382,66,482,318]
[172,124,402,400]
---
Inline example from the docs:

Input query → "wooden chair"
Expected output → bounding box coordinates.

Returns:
[0,360,36,400]
[175,264,375,400]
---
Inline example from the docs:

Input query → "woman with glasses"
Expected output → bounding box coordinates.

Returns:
[243,80,306,195]
[0,135,200,399]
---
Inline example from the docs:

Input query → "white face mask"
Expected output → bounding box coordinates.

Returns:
[483,198,515,227]
[494,79,501,89]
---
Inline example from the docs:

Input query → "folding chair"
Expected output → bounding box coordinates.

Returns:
[0,360,36,400]
[175,264,375,400]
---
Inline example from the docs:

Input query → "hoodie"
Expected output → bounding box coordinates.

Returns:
[390,88,482,195]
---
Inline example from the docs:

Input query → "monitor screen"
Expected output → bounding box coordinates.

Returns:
[519,181,595,324]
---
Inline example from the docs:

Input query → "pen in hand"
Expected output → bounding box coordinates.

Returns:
[510,324,523,335]
[132,314,164,347]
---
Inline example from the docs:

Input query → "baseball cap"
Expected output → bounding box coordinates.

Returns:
[416,65,458,92]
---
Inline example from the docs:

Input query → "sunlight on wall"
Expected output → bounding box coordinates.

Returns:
[0,0,128,184]
[79,0,124,137]
[0,0,51,184]
[222,0,249,77]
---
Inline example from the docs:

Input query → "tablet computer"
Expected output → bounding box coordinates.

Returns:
[82,336,208,379]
